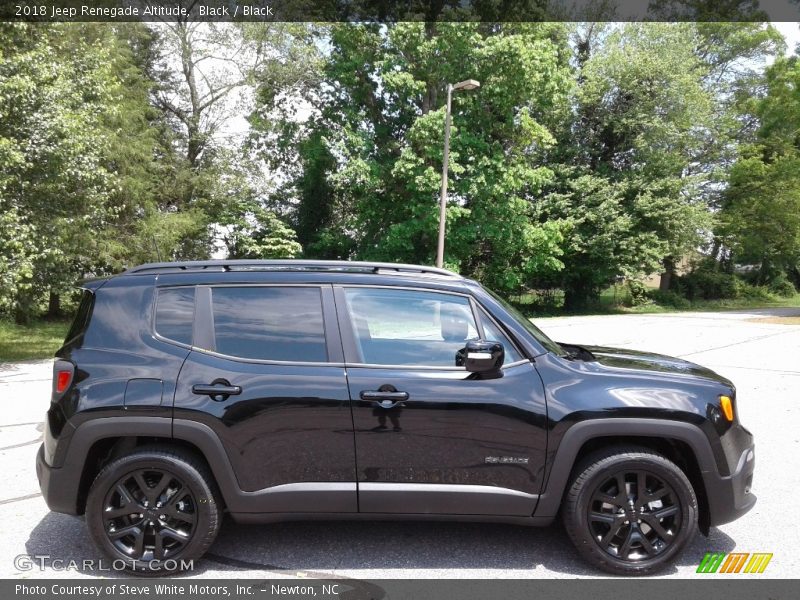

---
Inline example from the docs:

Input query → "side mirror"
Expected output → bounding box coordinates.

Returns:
[457,340,504,373]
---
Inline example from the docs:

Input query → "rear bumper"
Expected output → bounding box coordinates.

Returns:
[36,443,81,515]
[706,444,756,527]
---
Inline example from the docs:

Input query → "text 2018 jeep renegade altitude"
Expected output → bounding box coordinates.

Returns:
[36,260,756,575]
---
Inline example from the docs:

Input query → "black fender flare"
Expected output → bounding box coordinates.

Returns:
[534,418,718,518]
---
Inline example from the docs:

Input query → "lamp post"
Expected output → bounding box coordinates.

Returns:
[435,79,480,269]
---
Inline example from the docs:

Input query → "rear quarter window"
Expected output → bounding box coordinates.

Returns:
[64,289,95,344]
[155,287,195,346]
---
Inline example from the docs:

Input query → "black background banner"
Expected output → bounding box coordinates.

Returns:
[2,0,800,23]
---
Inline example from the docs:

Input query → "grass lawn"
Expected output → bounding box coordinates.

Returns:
[514,286,800,317]
[0,319,70,362]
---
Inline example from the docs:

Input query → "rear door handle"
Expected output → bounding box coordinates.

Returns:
[192,380,242,400]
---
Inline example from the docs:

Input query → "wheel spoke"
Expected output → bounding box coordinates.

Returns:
[164,504,195,524]
[643,514,672,540]
[154,529,165,560]
[615,473,627,500]
[109,523,141,539]
[647,487,669,501]
[638,531,657,555]
[637,472,647,500]
[133,472,151,502]
[116,483,137,507]
[589,511,618,525]
[598,519,625,548]
[151,473,171,504]
[653,505,679,520]
[104,505,139,520]
[159,524,190,542]
[132,527,145,558]
[597,492,623,507]
[618,527,634,558]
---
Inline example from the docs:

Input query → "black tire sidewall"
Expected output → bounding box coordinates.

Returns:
[565,453,698,576]
[86,451,219,575]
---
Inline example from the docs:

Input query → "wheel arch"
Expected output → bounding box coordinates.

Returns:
[64,417,236,515]
[535,419,715,534]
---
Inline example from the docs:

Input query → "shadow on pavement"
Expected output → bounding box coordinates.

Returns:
[25,512,738,578]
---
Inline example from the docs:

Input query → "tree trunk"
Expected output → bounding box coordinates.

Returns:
[47,292,62,319]
[563,280,596,312]
[659,256,676,293]
[14,291,33,326]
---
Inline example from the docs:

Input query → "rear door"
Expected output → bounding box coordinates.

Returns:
[171,283,357,513]
[335,285,548,516]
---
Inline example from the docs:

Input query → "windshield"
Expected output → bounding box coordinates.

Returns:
[486,289,566,356]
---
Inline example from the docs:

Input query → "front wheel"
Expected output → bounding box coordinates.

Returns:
[562,446,698,576]
[85,446,221,575]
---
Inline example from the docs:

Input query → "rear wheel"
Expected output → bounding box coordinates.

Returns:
[562,446,698,575]
[86,446,221,575]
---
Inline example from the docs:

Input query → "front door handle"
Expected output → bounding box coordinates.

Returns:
[192,379,242,401]
[360,390,409,408]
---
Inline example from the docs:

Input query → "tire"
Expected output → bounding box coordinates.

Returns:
[562,446,698,576]
[85,445,221,576]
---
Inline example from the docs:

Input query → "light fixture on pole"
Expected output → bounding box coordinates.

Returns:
[435,79,480,269]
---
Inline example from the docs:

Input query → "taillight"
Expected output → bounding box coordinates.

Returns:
[56,370,72,394]
[52,360,75,401]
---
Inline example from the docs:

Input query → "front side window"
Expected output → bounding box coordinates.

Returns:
[210,286,327,362]
[479,311,525,364]
[344,288,479,367]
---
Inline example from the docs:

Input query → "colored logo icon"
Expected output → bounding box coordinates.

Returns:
[697,552,772,574]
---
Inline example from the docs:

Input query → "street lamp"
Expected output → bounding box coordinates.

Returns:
[435,79,480,269]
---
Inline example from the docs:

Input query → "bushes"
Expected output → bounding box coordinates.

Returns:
[626,280,651,306]
[676,269,740,300]
[657,261,798,306]
[768,273,797,297]
[648,289,691,309]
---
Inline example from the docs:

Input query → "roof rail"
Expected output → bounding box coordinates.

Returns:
[122,260,462,279]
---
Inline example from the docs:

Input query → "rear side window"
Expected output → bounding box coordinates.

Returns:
[209,286,327,362]
[155,287,195,346]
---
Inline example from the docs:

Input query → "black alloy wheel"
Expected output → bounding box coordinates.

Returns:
[86,446,221,575]
[587,469,681,560]
[562,446,698,575]
[102,468,197,561]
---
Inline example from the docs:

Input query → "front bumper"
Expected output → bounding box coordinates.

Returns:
[706,444,756,527]
[36,443,81,515]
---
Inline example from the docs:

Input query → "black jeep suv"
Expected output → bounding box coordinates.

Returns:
[36,260,756,575]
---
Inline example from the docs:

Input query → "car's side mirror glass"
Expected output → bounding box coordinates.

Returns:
[456,340,504,373]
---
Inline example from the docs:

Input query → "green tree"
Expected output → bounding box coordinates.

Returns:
[720,55,800,283]
[0,23,132,322]
[255,22,573,293]
[541,22,781,308]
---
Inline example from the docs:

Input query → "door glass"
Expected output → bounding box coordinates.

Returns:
[344,288,479,366]
[155,287,195,345]
[209,287,327,362]
[479,311,525,364]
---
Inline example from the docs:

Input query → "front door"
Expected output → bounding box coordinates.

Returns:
[172,284,356,513]
[335,286,548,516]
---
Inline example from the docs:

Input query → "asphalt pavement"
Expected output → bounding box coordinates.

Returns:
[1,308,797,579]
